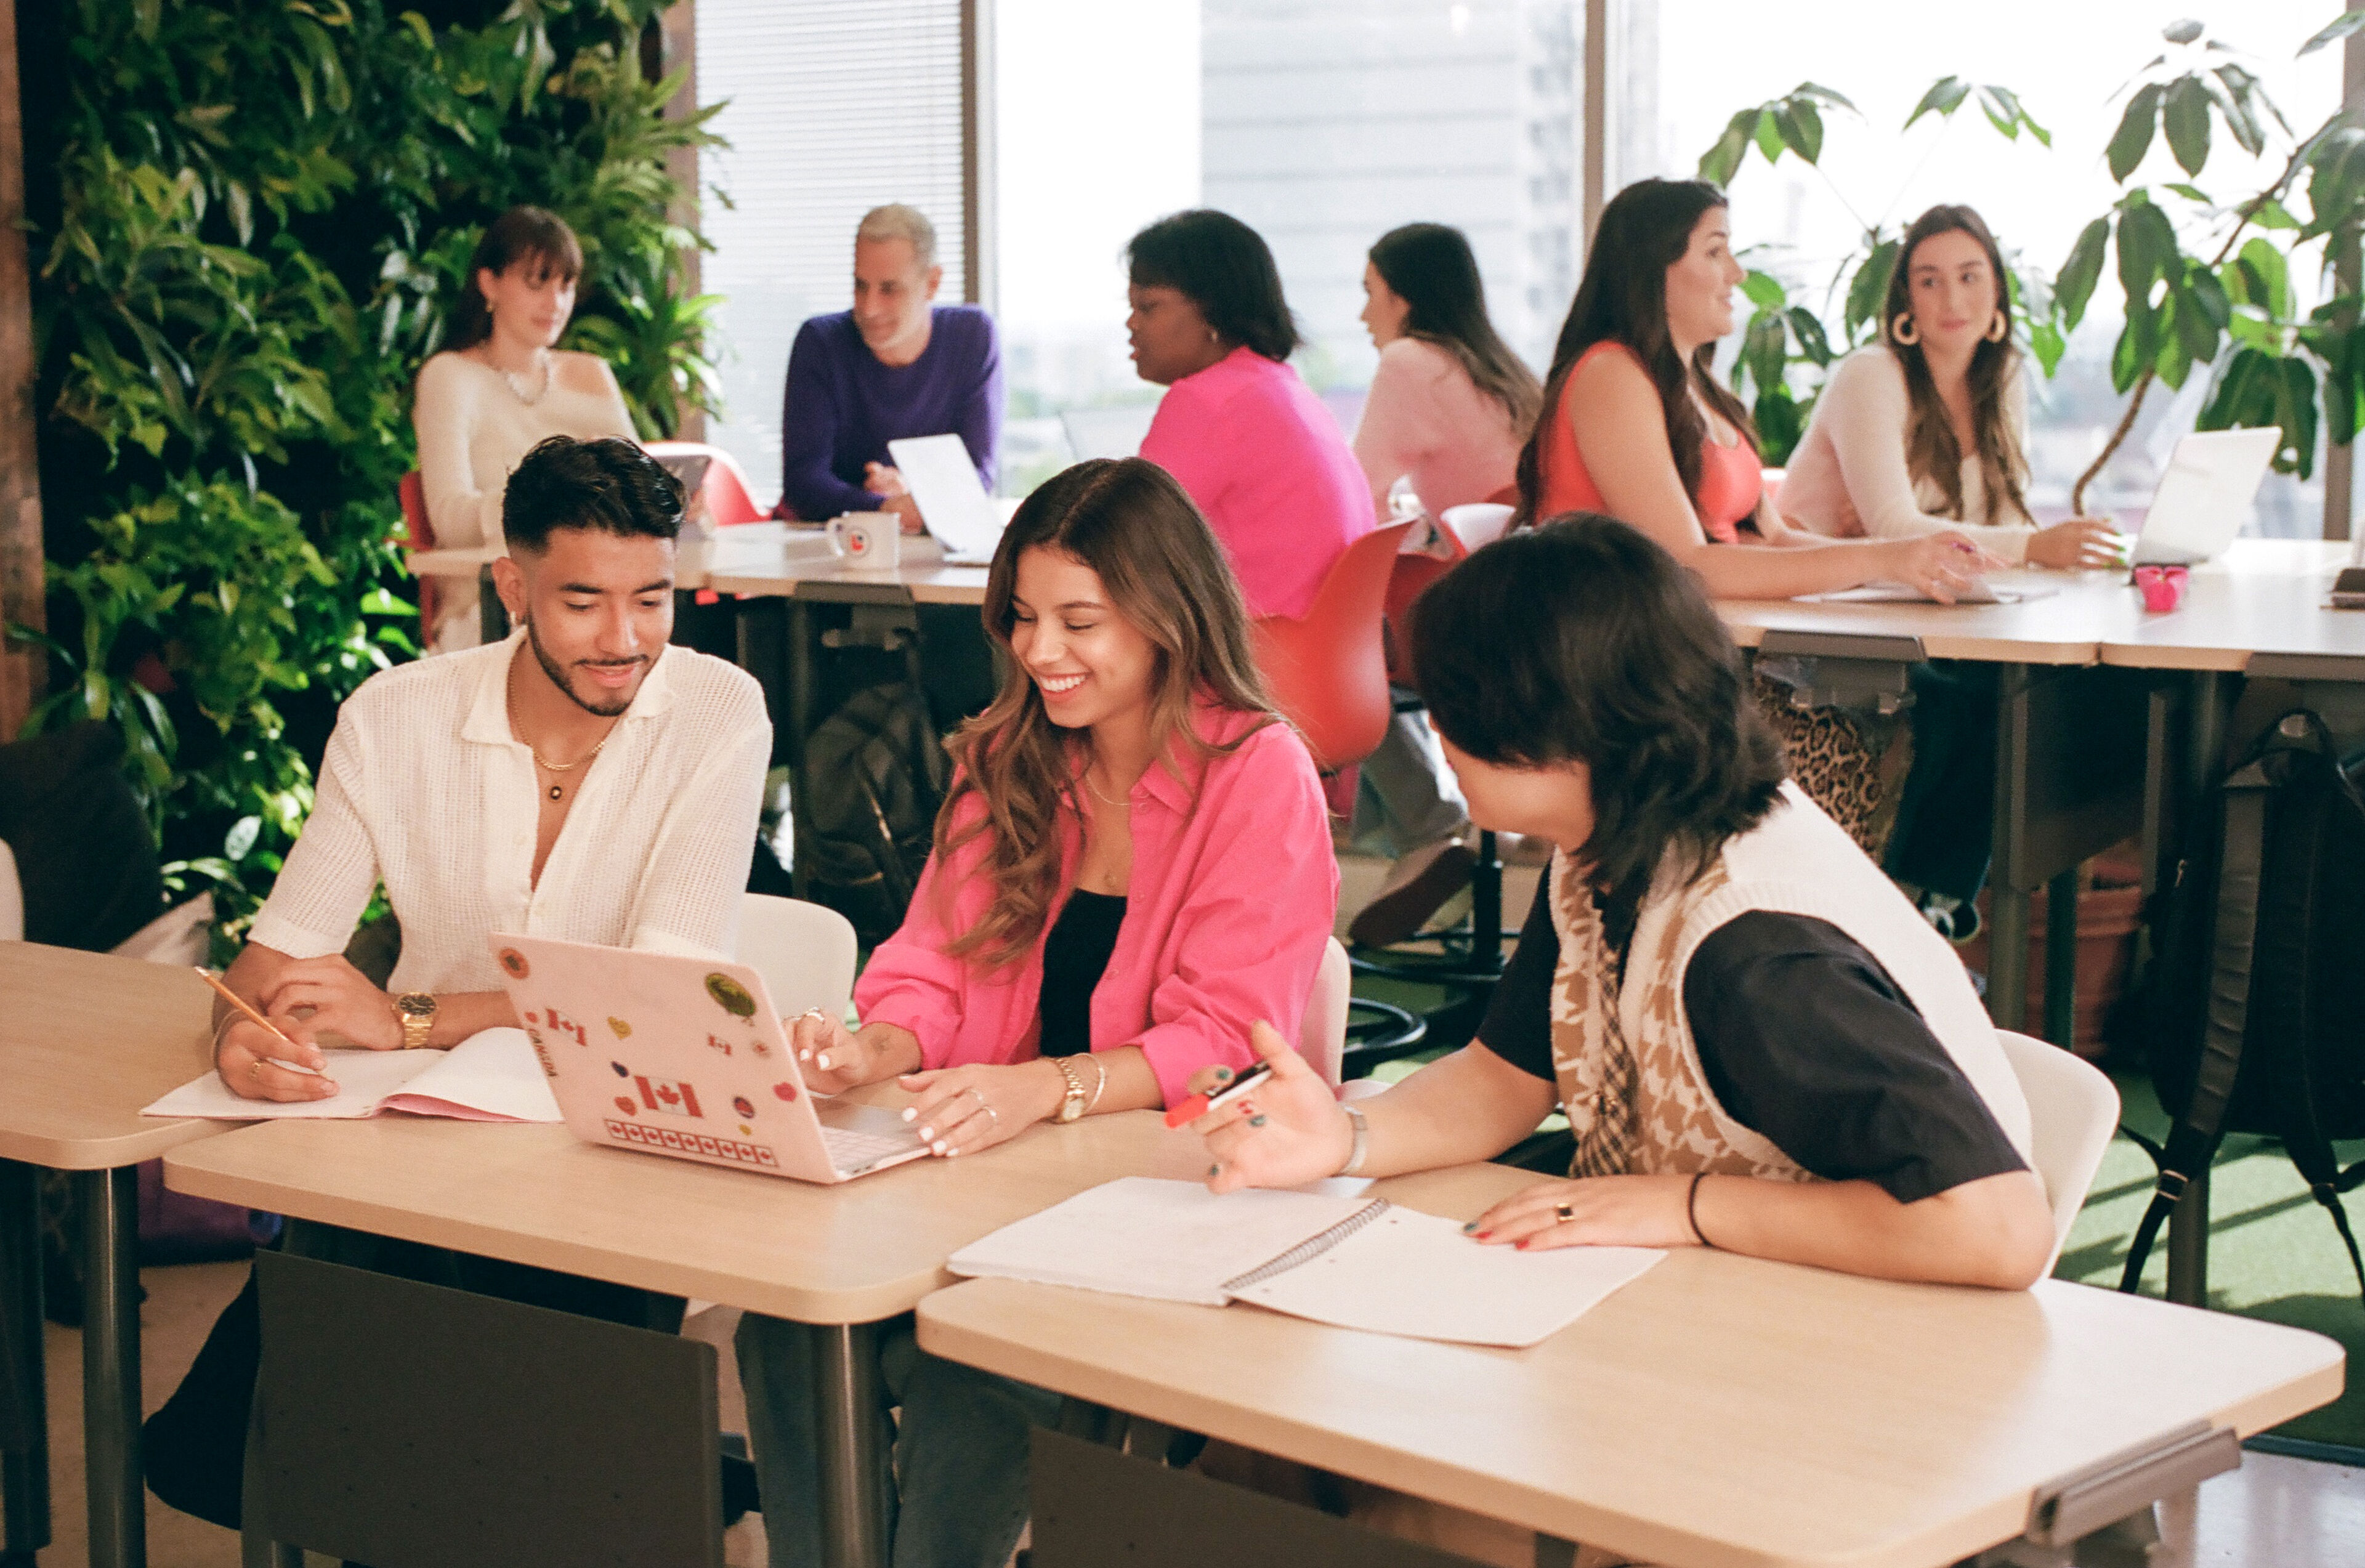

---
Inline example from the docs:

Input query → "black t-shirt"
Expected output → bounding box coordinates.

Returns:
[1479,889,2025,1203]
[1038,891,1127,1057]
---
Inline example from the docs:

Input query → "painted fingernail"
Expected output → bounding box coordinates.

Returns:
[1249,1114,1268,1128]
[1515,1239,1530,1251]
[917,1125,932,1140]
[901,1107,916,1121]
[1476,1230,1492,1240]
[1213,1066,1233,1081]
[1461,1221,1479,1234]
[931,1140,947,1155]
[816,1053,833,1069]
[1238,1101,1256,1117]
[1208,1163,1221,1177]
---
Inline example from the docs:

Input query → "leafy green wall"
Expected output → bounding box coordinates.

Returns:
[14,0,718,932]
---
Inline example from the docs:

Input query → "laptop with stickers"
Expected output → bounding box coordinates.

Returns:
[489,934,929,1184]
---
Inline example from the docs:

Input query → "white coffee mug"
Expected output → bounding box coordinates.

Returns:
[827,512,901,568]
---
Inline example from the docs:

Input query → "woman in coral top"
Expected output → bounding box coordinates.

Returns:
[1519,178,1993,600]
[734,456,1337,1568]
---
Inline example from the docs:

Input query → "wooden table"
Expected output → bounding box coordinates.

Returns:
[0,942,226,1568]
[164,1100,1210,1568]
[916,1162,2345,1568]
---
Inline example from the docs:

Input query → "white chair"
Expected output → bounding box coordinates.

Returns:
[1994,1029,2120,1272]
[736,893,858,1019]
[1299,936,1351,1090]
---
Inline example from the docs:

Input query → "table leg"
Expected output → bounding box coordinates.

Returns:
[2163,671,2233,1307]
[1988,665,2032,1030]
[75,1167,144,1568]
[2043,865,2079,1049]
[812,1320,888,1568]
[0,1162,49,1566]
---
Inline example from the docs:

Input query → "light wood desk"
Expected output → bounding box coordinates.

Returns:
[1,942,227,1568]
[1715,565,2134,666]
[164,1102,1208,1568]
[917,1161,2345,1568]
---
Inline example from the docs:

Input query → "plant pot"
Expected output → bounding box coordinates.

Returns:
[1959,876,2145,1060]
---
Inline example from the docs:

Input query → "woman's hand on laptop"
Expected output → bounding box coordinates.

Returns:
[2025,517,2127,571]
[897,1061,1067,1157]
[791,1011,921,1094]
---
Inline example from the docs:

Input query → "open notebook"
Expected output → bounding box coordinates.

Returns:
[142,1027,560,1123]
[948,1177,1661,1349]
[1798,579,2060,605]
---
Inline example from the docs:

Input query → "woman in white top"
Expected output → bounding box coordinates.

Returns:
[1344,224,1543,947]
[413,206,637,648]
[1782,206,2119,936]
[1779,204,2119,569]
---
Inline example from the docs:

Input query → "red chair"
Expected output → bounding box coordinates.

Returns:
[396,469,442,647]
[647,439,765,526]
[1251,520,1416,786]
[1250,519,1426,1070]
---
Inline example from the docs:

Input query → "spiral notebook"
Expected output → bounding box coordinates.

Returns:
[947,1177,1662,1348]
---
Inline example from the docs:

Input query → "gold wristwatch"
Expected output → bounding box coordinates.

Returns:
[1050,1056,1090,1123]
[395,992,437,1051]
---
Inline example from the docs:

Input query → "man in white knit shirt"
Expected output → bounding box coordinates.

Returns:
[208,434,771,1102]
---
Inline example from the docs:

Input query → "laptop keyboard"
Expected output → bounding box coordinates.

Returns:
[822,1123,923,1170]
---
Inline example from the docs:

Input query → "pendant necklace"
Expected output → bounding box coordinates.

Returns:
[532,730,613,801]
[502,354,553,407]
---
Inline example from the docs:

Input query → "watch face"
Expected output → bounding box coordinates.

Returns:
[397,993,437,1019]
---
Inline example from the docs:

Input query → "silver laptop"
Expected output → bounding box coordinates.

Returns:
[490,934,928,1184]
[2130,427,2282,566]
[887,433,1003,565]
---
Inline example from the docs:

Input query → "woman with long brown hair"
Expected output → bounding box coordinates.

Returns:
[1779,204,2121,568]
[735,456,1338,1568]
[1516,178,1994,600]
[1780,206,2122,937]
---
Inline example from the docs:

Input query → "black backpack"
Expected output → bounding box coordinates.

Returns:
[796,682,948,945]
[2121,708,2365,1303]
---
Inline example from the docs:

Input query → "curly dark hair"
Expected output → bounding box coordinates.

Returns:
[501,435,684,553]
[1126,209,1301,362]
[1409,512,1785,907]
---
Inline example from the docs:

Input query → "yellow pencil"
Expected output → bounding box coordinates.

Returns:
[193,968,323,1076]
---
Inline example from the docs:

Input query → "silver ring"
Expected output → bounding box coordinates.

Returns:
[960,1086,987,1109]
[979,1104,1000,1130]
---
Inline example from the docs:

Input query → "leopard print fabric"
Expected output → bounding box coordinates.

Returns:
[1749,671,1910,860]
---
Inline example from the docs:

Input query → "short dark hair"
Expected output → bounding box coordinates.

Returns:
[501,436,684,554]
[1410,513,1785,906]
[1126,209,1301,362]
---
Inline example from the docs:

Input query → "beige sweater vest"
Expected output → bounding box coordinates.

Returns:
[1548,782,2033,1178]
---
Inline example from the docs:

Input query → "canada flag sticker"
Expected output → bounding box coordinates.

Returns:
[635,1075,704,1119]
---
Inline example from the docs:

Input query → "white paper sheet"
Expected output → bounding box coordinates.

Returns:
[142,1028,558,1122]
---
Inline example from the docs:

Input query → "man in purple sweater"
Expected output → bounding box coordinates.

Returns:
[775,204,1004,525]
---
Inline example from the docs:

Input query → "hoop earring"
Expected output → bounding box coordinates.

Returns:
[1986,310,2010,343]
[1891,312,1919,347]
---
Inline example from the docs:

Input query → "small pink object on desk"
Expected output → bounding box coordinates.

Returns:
[2134,564,2188,613]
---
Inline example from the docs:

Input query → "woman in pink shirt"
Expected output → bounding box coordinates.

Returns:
[1351,222,1538,519]
[736,456,1337,1568]
[1129,209,1373,620]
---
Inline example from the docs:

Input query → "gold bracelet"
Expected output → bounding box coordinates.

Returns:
[1082,1053,1109,1114]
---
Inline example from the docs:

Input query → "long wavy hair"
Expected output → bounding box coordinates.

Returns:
[1368,222,1542,432]
[937,458,1278,969]
[447,206,584,353]
[1882,204,2030,526]
[1513,179,1755,527]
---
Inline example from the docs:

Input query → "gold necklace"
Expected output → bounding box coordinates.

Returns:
[529,730,614,801]
[1081,762,1130,807]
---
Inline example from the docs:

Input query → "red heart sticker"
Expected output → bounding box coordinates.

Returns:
[613,1096,636,1115]
[771,1081,799,1102]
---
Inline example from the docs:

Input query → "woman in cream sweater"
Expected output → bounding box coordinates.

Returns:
[413,206,637,649]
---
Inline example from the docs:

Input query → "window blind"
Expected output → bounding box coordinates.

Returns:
[697,0,972,488]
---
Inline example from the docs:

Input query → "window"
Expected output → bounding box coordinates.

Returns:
[697,0,972,506]
[1623,1,2343,535]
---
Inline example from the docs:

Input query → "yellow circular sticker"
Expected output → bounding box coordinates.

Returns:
[705,972,756,1019]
